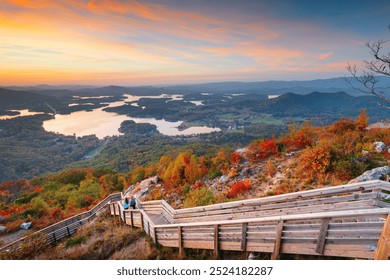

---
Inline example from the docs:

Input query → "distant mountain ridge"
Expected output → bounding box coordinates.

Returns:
[164,77,390,96]
[4,76,390,97]
[255,91,389,120]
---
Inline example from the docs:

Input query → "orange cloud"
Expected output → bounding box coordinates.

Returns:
[317,52,333,60]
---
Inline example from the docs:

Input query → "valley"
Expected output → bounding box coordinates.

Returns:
[1,79,390,183]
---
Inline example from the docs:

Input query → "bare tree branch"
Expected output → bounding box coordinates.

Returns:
[347,28,390,109]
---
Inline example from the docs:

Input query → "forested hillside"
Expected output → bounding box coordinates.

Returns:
[1,112,389,246]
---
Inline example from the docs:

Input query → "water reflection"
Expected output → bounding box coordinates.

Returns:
[42,94,220,139]
[0,109,43,120]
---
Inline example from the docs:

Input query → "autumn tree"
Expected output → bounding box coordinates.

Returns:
[354,109,369,131]
[347,25,390,109]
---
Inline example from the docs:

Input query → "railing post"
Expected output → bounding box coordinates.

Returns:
[117,204,122,224]
[241,223,248,251]
[66,226,70,236]
[130,211,134,228]
[178,226,184,259]
[271,220,284,260]
[123,210,127,225]
[375,215,390,260]
[315,218,330,255]
[152,226,156,243]
[140,212,144,232]
[214,224,220,259]
[109,203,114,215]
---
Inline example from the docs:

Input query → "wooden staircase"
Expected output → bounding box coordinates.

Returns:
[110,180,390,260]
[1,180,389,260]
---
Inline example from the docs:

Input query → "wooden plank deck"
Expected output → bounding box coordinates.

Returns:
[148,213,171,225]
[111,180,390,260]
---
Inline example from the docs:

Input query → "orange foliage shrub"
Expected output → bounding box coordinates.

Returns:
[50,208,64,220]
[227,179,251,198]
[281,122,315,151]
[354,110,369,131]
[365,128,390,145]
[328,118,356,134]
[34,187,43,192]
[298,146,333,176]
[265,159,277,177]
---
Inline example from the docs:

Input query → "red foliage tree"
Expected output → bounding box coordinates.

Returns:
[230,152,241,165]
[246,139,278,161]
[227,179,251,198]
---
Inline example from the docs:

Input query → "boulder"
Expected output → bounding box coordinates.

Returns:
[373,141,386,153]
[0,225,6,233]
[139,176,158,189]
[20,222,32,230]
[219,175,229,184]
[349,166,390,183]
[136,176,159,198]
[248,252,260,260]
[235,148,247,153]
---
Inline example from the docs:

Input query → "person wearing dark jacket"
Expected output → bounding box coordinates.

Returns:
[130,195,136,209]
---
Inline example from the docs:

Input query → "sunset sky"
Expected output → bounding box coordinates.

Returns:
[1,0,389,85]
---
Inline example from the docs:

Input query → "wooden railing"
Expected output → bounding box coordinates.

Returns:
[171,180,390,223]
[0,193,122,253]
[111,180,390,259]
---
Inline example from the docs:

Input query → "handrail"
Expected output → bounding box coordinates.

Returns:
[154,208,390,228]
[110,180,390,260]
[173,180,390,214]
[0,192,122,252]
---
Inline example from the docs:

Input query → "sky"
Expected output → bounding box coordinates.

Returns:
[1,0,389,86]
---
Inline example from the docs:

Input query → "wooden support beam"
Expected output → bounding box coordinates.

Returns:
[140,212,144,232]
[375,215,390,260]
[118,205,122,224]
[271,220,284,260]
[52,232,57,243]
[178,226,184,259]
[315,218,330,255]
[130,211,134,228]
[214,224,220,259]
[123,211,127,225]
[66,226,70,236]
[109,203,113,215]
[241,223,248,251]
[152,226,156,243]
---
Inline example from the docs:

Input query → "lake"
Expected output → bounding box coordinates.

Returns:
[0,109,43,120]
[41,94,220,138]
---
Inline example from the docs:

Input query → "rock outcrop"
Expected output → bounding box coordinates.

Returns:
[131,176,160,198]
[373,141,387,153]
[349,166,390,183]
[0,225,6,234]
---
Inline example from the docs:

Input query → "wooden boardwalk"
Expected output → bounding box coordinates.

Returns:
[111,180,390,260]
[1,180,389,260]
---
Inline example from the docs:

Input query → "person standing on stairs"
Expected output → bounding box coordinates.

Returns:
[123,197,130,210]
[130,195,137,209]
